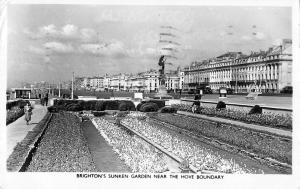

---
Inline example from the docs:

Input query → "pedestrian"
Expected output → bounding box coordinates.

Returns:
[24,103,32,125]
[192,93,201,113]
[44,93,49,106]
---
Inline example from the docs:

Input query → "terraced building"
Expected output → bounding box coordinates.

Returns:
[184,39,292,93]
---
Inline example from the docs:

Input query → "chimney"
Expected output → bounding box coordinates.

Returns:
[282,39,292,49]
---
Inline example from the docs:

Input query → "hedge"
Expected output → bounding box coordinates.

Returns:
[50,99,135,112]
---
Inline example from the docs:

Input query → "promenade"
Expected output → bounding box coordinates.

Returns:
[197,94,292,109]
[6,104,47,160]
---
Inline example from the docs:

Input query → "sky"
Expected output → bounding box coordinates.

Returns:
[7,5,291,88]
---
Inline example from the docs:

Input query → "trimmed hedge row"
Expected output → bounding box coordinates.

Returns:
[50,99,135,112]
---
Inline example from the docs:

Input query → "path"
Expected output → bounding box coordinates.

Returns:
[185,94,292,109]
[81,120,131,172]
[6,104,47,160]
[177,111,292,138]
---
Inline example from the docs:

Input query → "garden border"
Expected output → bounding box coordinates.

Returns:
[149,117,292,174]
[6,113,52,172]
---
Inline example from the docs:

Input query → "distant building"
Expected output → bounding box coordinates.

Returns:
[126,74,146,92]
[89,76,104,89]
[144,70,159,92]
[184,39,292,93]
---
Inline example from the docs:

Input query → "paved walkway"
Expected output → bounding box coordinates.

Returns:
[6,104,48,160]
[184,94,292,109]
[177,111,292,138]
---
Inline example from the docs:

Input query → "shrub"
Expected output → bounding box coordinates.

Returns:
[136,100,165,111]
[66,104,83,112]
[119,101,136,111]
[6,100,21,110]
[18,100,30,109]
[216,101,226,110]
[136,103,143,111]
[95,101,105,111]
[148,100,165,109]
[104,100,119,110]
[83,100,97,110]
[249,105,262,114]
[159,107,178,113]
[140,103,159,112]
[47,106,58,113]
[92,111,107,117]
[55,99,65,106]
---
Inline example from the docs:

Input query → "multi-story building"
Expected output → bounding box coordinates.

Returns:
[184,39,292,93]
[110,74,128,91]
[74,77,85,89]
[125,74,146,92]
[103,75,110,91]
[89,77,104,89]
[144,70,160,92]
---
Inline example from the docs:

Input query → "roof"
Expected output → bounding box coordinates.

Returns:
[216,52,242,59]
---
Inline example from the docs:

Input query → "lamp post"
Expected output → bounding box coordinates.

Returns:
[71,72,74,100]
[58,81,61,98]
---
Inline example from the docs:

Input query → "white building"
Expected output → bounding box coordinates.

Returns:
[184,39,292,93]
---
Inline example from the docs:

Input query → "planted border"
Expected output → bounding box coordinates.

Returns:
[151,113,292,165]
[171,104,292,130]
[7,113,51,172]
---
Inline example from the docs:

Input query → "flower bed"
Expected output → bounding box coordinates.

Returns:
[152,113,292,164]
[26,112,97,172]
[93,117,168,173]
[171,104,292,130]
[121,114,262,173]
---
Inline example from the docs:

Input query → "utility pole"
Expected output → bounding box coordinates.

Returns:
[58,82,61,98]
[71,72,74,100]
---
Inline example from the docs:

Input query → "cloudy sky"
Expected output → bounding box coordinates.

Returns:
[7,5,291,88]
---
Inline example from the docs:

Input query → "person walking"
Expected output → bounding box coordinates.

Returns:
[44,93,49,106]
[24,103,32,125]
[192,92,201,113]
